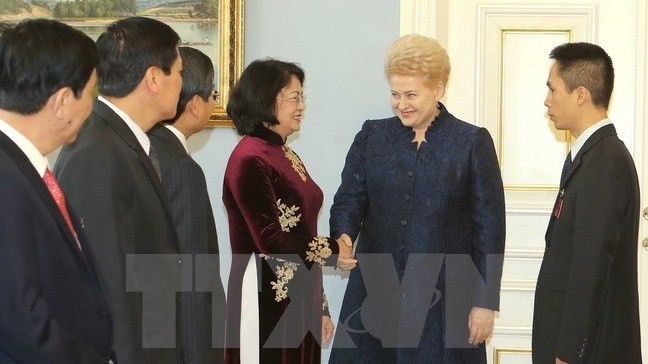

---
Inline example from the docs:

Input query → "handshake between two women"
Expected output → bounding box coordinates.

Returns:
[335,233,357,271]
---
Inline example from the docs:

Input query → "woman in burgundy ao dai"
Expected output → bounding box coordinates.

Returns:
[222,59,354,364]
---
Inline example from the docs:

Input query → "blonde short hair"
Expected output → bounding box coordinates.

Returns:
[385,34,450,88]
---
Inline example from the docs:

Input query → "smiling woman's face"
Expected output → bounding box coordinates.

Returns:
[389,74,441,133]
[270,74,305,139]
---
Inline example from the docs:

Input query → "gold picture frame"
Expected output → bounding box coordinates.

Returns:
[209,0,243,127]
[0,0,243,128]
[493,347,532,364]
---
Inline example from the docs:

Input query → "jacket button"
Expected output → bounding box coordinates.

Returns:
[98,309,107,319]
[404,194,411,201]
[407,171,414,177]
[400,220,407,226]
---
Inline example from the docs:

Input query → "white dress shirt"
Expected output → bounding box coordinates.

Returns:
[98,96,152,155]
[569,118,612,161]
[163,123,189,153]
[0,117,49,176]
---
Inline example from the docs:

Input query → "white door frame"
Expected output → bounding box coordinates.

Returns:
[400,0,648,362]
[636,1,648,362]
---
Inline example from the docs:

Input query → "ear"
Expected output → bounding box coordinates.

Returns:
[575,86,589,106]
[189,95,203,117]
[144,66,160,94]
[51,87,73,120]
[434,81,446,101]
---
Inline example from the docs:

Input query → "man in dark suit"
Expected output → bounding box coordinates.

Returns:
[148,47,226,364]
[532,42,642,364]
[0,19,114,363]
[54,17,184,364]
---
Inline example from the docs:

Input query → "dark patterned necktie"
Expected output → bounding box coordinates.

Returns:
[149,145,161,179]
[560,152,572,185]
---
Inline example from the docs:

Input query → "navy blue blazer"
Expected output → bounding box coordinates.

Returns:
[329,104,505,364]
[0,131,113,363]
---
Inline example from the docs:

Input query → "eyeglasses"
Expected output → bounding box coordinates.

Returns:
[277,94,306,105]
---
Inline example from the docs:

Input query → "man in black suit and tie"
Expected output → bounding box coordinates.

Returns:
[54,17,184,364]
[0,19,114,363]
[148,47,226,364]
[532,42,642,364]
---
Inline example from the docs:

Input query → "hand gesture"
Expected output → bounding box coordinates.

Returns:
[336,233,357,270]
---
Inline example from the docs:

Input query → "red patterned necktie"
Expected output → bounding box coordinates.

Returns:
[42,169,82,252]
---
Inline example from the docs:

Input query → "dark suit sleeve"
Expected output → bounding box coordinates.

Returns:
[555,154,629,363]
[55,144,151,364]
[330,121,370,240]
[163,158,225,363]
[468,128,506,310]
[0,178,106,363]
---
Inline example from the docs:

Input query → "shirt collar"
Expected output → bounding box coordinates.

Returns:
[0,117,49,177]
[163,123,189,153]
[569,118,612,160]
[98,96,151,155]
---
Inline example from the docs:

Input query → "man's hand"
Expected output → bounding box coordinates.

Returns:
[468,307,494,345]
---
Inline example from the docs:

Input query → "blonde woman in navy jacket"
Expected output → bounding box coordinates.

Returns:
[329,34,505,364]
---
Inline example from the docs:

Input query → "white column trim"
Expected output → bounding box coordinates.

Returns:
[637,1,648,360]
[399,0,437,36]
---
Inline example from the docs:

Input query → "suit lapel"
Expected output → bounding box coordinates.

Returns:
[545,124,618,242]
[560,124,617,187]
[0,131,88,265]
[93,100,176,220]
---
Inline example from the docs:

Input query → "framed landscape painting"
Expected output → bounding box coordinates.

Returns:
[0,0,243,127]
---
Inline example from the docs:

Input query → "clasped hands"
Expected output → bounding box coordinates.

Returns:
[335,233,357,270]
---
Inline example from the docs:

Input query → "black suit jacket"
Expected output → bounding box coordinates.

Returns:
[148,125,226,364]
[0,131,113,363]
[532,124,642,363]
[54,100,182,364]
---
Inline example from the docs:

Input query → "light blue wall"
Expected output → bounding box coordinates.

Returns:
[190,0,399,361]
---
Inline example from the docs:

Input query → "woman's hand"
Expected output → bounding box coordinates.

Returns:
[322,315,335,343]
[468,306,494,345]
[336,233,357,270]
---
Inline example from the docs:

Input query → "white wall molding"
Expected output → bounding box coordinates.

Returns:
[505,247,544,260]
[492,325,532,337]
[501,279,537,292]
[400,0,436,36]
